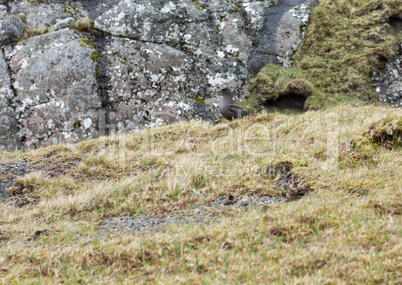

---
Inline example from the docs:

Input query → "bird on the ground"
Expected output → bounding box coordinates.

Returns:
[218,87,249,121]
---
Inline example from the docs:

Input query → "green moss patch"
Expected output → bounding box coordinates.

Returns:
[249,0,402,110]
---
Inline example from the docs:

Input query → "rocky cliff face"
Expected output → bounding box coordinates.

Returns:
[1,0,318,150]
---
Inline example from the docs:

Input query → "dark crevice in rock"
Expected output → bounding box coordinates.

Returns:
[264,94,307,110]
[91,35,117,136]
[389,17,402,33]
[3,0,11,13]
[1,48,16,112]
[92,36,112,108]
[78,0,123,20]
[372,43,402,107]
[1,47,23,149]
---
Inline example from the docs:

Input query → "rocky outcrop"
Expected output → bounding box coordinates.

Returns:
[0,0,318,150]
[373,45,402,108]
[94,0,275,96]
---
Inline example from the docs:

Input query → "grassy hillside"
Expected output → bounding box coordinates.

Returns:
[249,0,402,111]
[0,105,401,283]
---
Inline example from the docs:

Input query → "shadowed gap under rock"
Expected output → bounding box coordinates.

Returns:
[264,94,307,110]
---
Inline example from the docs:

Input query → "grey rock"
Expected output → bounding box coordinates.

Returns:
[98,193,286,233]
[75,0,123,20]
[373,44,402,108]
[3,28,100,148]
[255,196,286,206]
[0,49,13,102]
[96,36,220,132]
[99,208,215,233]
[10,1,80,31]
[0,49,20,151]
[8,0,121,32]
[276,3,316,67]
[0,101,19,151]
[0,14,24,47]
[94,0,254,97]
[0,5,6,16]
[95,0,317,94]
[239,198,251,207]
[248,0,318,74]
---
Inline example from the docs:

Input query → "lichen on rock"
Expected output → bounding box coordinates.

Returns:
[0,0,318,150]
[3,28,100,149]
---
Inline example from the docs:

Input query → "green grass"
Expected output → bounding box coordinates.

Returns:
[0,105,401,283]
[248,0,402,111]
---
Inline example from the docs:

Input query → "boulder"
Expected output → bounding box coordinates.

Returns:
[3,28,100,148]
[0,14,24,47]
[10,1,73,31]
[276,3,316,67]
[247,0,318,74]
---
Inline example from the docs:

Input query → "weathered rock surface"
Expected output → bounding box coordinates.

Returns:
[8,0,122,32]
[275,3,316,67]
[93,0,317,131]
[0,49,19,151]
[94,0,273,95]
[373,44,402,108]
[95,36,221,132]
[0,13,24,46]
[248,0,317,73]
[3,28,100,148]
[0,0,318,150]
[10,1,74,31]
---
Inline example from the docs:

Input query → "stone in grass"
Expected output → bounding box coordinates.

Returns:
[239,198,251,207]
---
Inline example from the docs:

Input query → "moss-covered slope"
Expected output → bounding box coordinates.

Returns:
[250,0,402,110]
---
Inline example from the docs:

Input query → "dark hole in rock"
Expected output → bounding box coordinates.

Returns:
[264,94,307,110]
[389,17,402,33]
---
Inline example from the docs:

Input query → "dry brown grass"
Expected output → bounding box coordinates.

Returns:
[0,105,401,283]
